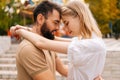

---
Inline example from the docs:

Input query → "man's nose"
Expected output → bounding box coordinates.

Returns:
[55,25,60,30]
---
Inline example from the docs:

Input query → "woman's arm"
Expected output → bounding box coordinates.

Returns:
[16,29,70,54]
[10,25,71,42]
[55,36,72,42]
[10,25,32,32]
[10,25,32,38]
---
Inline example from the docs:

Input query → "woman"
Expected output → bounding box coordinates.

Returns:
[12,0,106,80]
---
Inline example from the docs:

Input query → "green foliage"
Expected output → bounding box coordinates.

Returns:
[100,24,111,35]
[112,19,120,33]
[85,0,120,35]
[117,0,120,9]
[0,1,33,35]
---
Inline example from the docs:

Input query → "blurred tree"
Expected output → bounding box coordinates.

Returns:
[0,0,33,35]
[112,19,120,39]
[85,0,120,36]
[110,0,120,21]
[117,0,120,9]
[0,0,8,35]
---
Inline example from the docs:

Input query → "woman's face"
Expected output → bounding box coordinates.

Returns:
[62,16,80,36]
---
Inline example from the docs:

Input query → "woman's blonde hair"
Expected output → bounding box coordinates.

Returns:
[62,0,102,38]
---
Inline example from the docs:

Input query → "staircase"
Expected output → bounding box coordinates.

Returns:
[0,44,17,80]
[0,44,68,80]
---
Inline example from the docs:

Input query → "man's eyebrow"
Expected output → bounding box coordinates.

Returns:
[54,20,60,23]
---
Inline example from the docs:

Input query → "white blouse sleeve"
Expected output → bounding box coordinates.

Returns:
[67,38,105,66]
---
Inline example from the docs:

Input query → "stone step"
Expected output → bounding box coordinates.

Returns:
[9,44,18,49]
[0,54,15,58]
[0,64,16,71]
[0,61,16,64]
[0,70,17,80]
[0,58,16,64]
[5,51,16,54]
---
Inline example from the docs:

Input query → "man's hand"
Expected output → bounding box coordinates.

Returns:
[94,75,104,80]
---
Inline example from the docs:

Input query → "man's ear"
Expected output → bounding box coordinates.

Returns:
[37,14,45,25]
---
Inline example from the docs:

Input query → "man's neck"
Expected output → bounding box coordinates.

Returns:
[32,25,42,35]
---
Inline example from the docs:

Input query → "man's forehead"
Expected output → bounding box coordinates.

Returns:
[47,9,61,21]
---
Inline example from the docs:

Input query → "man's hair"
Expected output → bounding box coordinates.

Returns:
[33,0,61,22]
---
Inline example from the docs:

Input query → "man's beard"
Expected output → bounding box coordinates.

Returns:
[41,22,55,40]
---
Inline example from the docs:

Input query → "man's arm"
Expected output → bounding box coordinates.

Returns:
[94,75,104,80]
[56,57,68,77]
[33,69,55,80]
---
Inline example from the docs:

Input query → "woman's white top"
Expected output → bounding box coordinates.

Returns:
[67,35,106,80]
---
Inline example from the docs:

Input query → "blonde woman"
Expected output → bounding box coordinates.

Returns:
[11,0,106,80]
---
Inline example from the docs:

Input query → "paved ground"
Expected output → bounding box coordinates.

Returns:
[104,38,120,51]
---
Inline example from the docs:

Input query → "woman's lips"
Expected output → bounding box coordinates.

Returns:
[69,31,72,34]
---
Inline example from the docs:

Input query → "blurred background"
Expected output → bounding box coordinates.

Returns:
[0,0,120,39]
[0,0,120,80]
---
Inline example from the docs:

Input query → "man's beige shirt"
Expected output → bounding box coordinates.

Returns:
[16,40,57,80]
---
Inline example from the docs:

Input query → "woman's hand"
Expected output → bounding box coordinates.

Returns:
[10,25,31,40]
[94,75,104,80]
[10,25,21,40]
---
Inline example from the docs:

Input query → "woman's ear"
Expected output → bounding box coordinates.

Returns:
[37,14,45,25]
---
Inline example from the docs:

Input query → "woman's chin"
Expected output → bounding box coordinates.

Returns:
[69,33,75,37]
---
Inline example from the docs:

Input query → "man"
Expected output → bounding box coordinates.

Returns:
[12,1,67,80]
[11,1,103,80]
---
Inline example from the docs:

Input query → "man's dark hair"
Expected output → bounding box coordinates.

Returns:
[33,0,61,22]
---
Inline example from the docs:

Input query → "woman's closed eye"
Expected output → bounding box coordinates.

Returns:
[64,22,69,26]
